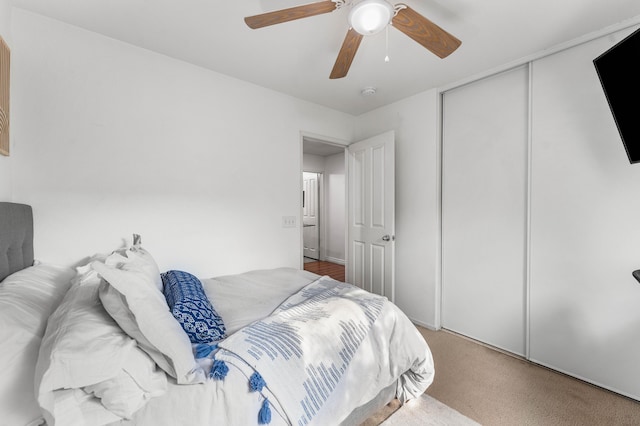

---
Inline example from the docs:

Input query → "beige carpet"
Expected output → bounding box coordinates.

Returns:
[381,394,480,425]
[362,326,640,425]
[418,327,640,426]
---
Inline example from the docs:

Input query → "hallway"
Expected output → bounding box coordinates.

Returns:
[303,259,345,282]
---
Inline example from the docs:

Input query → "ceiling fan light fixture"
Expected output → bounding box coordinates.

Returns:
[348,0,394,36]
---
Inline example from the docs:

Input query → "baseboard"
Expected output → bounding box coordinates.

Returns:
[527,356,640,403]
[410,318,438,331]
[324,256,345,265]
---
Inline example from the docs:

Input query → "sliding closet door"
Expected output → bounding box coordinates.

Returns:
[442,66,529,356]
[529,30,640,400]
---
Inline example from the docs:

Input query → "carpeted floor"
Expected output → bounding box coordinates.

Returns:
[417,327,640,425]
[360,326,640,425]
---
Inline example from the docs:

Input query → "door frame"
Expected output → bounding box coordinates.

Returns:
[299,132,349,271]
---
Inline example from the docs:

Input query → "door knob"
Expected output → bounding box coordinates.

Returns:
[382,235,393,242]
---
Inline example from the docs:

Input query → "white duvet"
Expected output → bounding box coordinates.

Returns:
[215,276,434,425]
[38,267,434,426]
[114,271,434,425]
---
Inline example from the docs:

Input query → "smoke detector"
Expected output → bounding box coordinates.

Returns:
[361,86,377,96]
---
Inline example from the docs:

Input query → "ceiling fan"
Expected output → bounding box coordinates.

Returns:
[244,0,462,79]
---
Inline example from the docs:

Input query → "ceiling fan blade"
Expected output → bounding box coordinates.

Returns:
[245,1,337,29]
[330,28,364,79]
[392,6,461,58]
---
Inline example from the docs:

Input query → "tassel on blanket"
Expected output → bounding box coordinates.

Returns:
[194,343,218,359]
[209,360,229,380]
[249,371,266,392]
[258,398,271,425]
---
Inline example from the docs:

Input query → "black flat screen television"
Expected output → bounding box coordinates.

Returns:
[593,27,640,164]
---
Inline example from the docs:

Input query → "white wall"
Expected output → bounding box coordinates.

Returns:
[10,9,354,278]
[354,90,440,328]
[0,0,11,200]
[0,0,10,36]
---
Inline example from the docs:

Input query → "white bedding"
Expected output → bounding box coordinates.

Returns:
[201,267,321,334]
[36,261,167,426]
[216,276,434,425]
[111,268,322,426]
[23,263,433,426]
[109,271,435,426]
[0,263,75,426]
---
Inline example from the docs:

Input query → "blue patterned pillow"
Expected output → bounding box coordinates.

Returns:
[161,270,226,344]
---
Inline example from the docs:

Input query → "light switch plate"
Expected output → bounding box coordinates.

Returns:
[282,216,297,228]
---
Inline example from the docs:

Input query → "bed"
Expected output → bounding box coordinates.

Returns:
[0,201,435,426]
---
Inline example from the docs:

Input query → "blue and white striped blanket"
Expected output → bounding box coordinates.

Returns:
[216,276,387,425]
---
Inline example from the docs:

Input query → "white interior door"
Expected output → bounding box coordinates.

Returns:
[303,172,320,260]
[347,131,395,300]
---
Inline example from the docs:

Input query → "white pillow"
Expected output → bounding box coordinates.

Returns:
[103,245,163,291]
[0,263,75,426]
[35,262,167,426]
[93,248,206,384]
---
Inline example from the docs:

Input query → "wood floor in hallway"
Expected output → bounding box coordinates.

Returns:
[303,259,345,282]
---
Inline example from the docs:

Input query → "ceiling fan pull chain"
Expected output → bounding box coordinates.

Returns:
[385,25,390,63]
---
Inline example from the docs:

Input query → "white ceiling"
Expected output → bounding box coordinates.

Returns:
[11,0,640,115]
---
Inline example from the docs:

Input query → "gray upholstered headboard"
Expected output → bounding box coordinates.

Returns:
[0,202,34,281]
